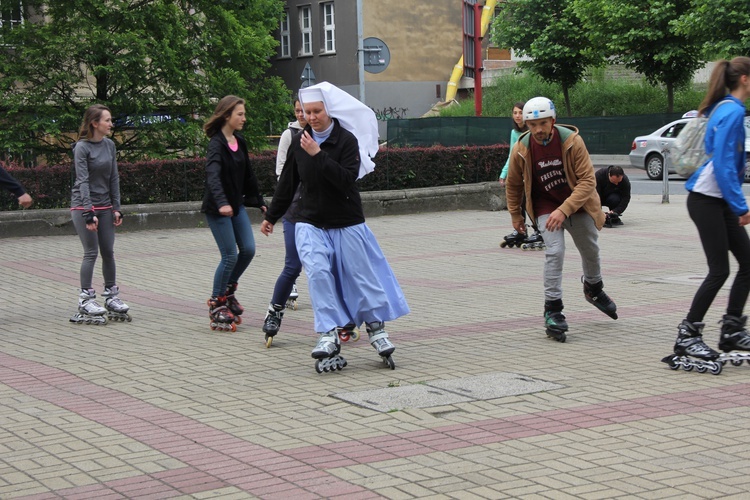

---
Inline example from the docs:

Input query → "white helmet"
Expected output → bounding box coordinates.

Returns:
[523,97,556,122]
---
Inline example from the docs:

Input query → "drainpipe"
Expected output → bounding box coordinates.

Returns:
[357,0,365,103]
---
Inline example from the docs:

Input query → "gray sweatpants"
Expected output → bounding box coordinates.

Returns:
[72,209,117,290]
[537,212,602,301]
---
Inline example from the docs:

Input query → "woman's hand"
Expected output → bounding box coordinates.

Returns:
[219,205,234,217]
[740,213,750,226]
[86,216,99,232]
[113,211,123,227]
[260,220,274,236]
[300,131,321,157]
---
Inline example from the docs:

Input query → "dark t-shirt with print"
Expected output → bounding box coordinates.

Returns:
[530,130,572,217]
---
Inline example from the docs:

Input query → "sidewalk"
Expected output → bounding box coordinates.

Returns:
[2,194,750,499]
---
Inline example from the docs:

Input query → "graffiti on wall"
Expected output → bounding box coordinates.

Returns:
[371,106,409,122]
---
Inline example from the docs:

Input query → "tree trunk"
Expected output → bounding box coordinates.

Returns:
[562,85,572,117]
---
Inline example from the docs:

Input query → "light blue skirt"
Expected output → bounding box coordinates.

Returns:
[295,222,410,333]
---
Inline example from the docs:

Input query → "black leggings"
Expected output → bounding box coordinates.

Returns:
[687,192,750,322]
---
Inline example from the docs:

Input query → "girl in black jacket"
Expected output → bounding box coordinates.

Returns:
[202,95,267,332]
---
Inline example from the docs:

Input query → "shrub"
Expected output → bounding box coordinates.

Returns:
[0,145,508,211]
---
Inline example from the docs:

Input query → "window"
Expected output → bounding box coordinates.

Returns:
[0,0,24,31]
[279,10,290,58]
[299,5,312,56]
[321,2,335,53]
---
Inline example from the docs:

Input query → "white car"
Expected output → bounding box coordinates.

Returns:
[629,115,750,181]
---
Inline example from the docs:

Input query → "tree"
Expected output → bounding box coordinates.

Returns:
[0,0,289,163]
[574,0,703,113]
[490,0,605,117]
[673,0,750,57]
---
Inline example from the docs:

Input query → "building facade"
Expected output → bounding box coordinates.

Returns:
[269,0,466,137]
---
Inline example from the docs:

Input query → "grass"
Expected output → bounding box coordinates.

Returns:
[444,72,708,118]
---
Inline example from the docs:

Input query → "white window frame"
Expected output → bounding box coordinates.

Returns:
[299,5,312,57]
[321,2,335,54]
[279,10,290,58]
[0,0,24,31]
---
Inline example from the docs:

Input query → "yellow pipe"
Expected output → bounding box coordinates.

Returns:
[445,0,498,102]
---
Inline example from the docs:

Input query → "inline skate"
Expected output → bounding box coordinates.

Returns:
[224,282,244,324]
[312,328,347,373]
[604,212,623,228]
[521,230,545,251]
[718,314,750,367]
[286,283,299,310]
[582,277,618,320]
[337,322,361,342]
[366,321,396,369]
[70,289,108,325]
[102,285,131,322]
[207,296,236,332]
[499,228,526,248]
[262,303,284,348]
[544,299,568,342]
[661,319,722,374]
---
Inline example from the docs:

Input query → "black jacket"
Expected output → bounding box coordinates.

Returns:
[595,167,631,214]
[0,165,27,198]
[201,132,265,215]
[265,119,365,229]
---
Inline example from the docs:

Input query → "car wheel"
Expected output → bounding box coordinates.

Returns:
[646,153,664,180]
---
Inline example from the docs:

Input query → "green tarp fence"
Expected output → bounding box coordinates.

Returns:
[386,114,684,155]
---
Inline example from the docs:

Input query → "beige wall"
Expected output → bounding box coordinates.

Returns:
[363,0,463,83]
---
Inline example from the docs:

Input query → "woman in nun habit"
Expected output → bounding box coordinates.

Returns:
[261,82,409,372]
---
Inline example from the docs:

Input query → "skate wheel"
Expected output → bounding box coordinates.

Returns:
[234,315,242,325]
[710,361,723,375]
[682,363,693,372]
[315,360,323,373]
[265,334,273,349]
[229,323,237,333]
[340,332,350,342]
[499,241,507,248]
[696,364,708,373]
[350,329,360,342]
[731,359,743,366]
[383,355,396,370]
[291,301,297,311]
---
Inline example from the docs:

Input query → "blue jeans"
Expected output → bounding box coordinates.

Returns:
[205,206,256,297]
[270,218,303,306]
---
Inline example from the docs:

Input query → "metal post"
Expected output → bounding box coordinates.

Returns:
[661,149,669,205]
[473,2,482,116]
[356,0,365,103]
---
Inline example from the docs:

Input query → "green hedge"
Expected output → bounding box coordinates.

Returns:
[1,144,508,211]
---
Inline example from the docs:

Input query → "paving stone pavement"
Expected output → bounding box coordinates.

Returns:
[2,194,750,499]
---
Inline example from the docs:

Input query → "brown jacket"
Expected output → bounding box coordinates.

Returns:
[506,124,605,230]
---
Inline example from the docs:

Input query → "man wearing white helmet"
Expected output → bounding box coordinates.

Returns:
[505,96,617,342]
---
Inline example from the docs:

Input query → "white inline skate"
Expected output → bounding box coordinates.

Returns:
[70,289,108,325]
[312,328,347,373]
[366,321,396,369]
[102,285,131,322]
[286,283,299,310]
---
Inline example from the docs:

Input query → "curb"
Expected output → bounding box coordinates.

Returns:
[0,182,506,238]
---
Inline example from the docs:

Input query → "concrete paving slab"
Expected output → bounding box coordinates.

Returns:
[333,372,564,412]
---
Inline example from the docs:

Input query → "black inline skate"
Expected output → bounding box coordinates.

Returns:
[312,328,347,373]
[582,277,618,320]
[102,285,131,322]
[604,212,623,228]
[207,296,236,332]
[224,282,244,325]
[544,299,568,342]
[337,322,361,342]
[70,289,108,325]
[262,303,284,348]
[718,314,750,367]
[661,319,722,374]
[366,321,396,369]
[521,230,545,251]
[499,228,526,248]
